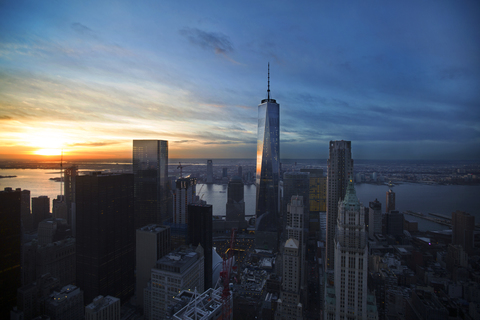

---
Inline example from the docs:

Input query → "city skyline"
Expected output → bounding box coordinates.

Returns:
[1,1,479,160]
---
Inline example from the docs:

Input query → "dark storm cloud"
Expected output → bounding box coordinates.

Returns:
[179,28,233,54]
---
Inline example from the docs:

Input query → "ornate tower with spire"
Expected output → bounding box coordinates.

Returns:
[255,63,280,251]
[324,181,376,320]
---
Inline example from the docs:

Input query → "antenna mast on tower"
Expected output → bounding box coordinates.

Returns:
[267,62,270,100]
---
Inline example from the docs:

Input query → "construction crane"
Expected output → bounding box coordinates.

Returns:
[220,228,236,320]
[177,162,191,178]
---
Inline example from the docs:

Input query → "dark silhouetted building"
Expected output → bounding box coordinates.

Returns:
[226,176,245,230]
[206,160,213,184]
[16,273,60,320]
[452,210,475,254]
[32,195,50,230]
[369,199,382,239]
[133,140,170,227]
[188,203,213,289]
[386,189,395,213]
[52,195,68,221]
[255,65,280,251]
[64,165,77,228]
[222,167,228,178]
[75,173,135,304]
[326,140,353,270]
[23,237,75,288]
[0,187,22,318]
[386,210,404,237]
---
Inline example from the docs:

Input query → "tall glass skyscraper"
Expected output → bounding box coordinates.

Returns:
[326,140,353,270]
[133,140,170,228]
[255,66,280,251]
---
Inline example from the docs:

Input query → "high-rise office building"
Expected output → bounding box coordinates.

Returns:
[32,195,50,230]
[53,195,68,221]
[0,188,22,318]
[283,172,310,213]
[300,169,326,212]
[206,160,214,184]
[85,295,120,320]
[136,224,171,310]
[169,178,197,249]
[452,210,475,254]
[188,203,213,289]
[325,182,371,320]
[226,176,245,230]
[16,273,60,320]
[385,210,404,237]
[286,196,305,250]
[255,65,280,251]
[275,238,303,320]
[64,165,77,228]
[45,285,84,320]
[173,178,196,225]
[285,195,306,301]
[148,246,205,320]
[75,173,135,304]
[301,169,326,238]
[23,237,76,287]
[133,140,170,227]
[326,140,353,270]
[386,189,395,213]
[368,199,382,239]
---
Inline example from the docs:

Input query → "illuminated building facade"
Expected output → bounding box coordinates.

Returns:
[255,65,280,251]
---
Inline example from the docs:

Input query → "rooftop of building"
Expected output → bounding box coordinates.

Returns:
[49,285,81,305]
[137,224,169,233]
[155,245,203,273]
[85,295,120,312]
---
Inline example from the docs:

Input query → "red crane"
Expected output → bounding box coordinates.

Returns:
[220,228,236,319]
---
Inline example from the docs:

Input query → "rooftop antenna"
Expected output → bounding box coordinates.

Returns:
[267,62,270,100]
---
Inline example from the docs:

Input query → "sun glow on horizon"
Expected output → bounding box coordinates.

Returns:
[33,149,63,156]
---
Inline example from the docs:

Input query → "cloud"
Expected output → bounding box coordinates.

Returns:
[67,141,120,147]
[0,115,12,120]
[71,22,96,38]
[180,27,233,55]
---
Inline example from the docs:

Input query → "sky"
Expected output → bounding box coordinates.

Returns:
[0,1,479,160]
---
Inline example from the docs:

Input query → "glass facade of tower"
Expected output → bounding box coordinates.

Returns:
[133,140,169,228]
[255,99,280,251]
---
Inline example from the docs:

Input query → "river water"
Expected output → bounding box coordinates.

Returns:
[2,168,479,232]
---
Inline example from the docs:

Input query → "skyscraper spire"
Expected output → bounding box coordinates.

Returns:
[267,62,270,100]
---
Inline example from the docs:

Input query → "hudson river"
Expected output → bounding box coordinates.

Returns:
[2,168,479,231]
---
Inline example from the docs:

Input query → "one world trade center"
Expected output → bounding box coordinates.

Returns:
[255,64,280,251]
